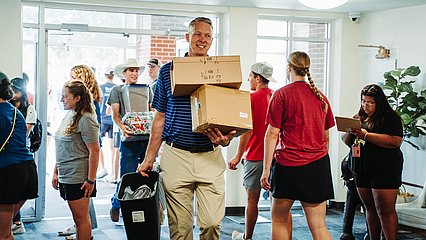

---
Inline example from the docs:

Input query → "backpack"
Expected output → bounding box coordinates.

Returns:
[29,118,42,153]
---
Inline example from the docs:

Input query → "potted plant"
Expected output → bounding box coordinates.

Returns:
[380,66,426,150]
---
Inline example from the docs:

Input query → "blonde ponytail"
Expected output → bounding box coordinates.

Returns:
[287,51,328,112]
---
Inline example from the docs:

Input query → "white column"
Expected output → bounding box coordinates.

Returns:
[0,0,22,76]
[222,7,259,208]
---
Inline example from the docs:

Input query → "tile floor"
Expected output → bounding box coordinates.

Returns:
[15,179,426,240]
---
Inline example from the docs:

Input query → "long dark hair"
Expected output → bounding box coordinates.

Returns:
[358,84,399,131]
[10,78,30,118]
[63,80,94,135]
[0,73,14,101]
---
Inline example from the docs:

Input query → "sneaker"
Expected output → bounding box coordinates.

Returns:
[232,231,244,240]
[110,207,120,222]
[65,235,93,240]
[96,168,108,179]
[58,225,76,236]
[65,234,76,240]
[65,234,93,240]
[11,222,26,234]
[107,175,118,184]
[340,233,355,240]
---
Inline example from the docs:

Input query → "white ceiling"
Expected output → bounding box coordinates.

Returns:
[132,0,426,13]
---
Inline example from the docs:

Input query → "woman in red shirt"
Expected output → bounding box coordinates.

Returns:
[261,51,335,239]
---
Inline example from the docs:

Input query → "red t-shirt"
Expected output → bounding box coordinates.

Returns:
[245,88,274,161]
[28,92,34,105]
[266,81,335,166]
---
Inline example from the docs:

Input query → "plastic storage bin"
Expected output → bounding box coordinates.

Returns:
[118,171,160,240]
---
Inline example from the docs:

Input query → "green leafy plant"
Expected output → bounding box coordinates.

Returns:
[380,66,426,150]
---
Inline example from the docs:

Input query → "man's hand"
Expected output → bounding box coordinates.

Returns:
[228,157,241,170]
[260,170,271,190]
[81,181,95,198]
[137,159,154,177]
[203,128,236,147]
[120,124,134,138]
[52,173,59,190]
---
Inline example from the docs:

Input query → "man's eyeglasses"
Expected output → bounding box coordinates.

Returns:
[361,100,375,106]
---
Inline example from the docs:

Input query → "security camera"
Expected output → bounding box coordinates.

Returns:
[349,12,361,23]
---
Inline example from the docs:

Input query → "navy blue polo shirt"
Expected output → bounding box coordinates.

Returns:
[152,62,212,148]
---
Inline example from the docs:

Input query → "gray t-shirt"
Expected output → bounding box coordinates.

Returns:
[107,84,153,118]
[107,84,126,118]
[55,111,99,184]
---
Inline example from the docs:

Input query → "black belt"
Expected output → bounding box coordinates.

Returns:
[165,140,214,153]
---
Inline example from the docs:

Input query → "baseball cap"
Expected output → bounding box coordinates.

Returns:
[11,77,26,91]
[104,67,114,75]
[251,62,277,82]
[147,58,162,68]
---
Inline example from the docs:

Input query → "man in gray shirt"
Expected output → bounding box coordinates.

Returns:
[107,58,151,222]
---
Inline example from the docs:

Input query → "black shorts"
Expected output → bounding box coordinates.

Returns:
[272,154,334,203]
[355,171,401,189]
[59,182,97,201]
[100,123,114,139]
[0,160,38,204]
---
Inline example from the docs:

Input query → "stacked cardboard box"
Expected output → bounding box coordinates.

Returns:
[170,55,252,137]
[170,55,242,96]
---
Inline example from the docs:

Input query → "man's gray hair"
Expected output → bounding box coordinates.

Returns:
[188,17,213,33]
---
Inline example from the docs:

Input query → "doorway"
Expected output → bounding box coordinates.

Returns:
[22,4,220,222]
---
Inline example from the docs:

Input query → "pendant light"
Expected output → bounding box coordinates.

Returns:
[298,0,348,10]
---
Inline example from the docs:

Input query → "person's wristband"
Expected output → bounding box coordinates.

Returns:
[363,132,369,141]
[85,178,95,185]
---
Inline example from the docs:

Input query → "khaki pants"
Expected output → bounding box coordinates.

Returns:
[160,144,226,240]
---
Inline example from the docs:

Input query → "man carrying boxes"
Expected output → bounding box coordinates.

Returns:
[137,17,243,240]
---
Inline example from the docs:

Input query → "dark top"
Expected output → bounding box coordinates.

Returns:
[360,110,403,173]
[100,82,116,125]
[0,102,34,168]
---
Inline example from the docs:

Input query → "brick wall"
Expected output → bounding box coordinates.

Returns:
[135,15,193,65]
[150,35,177,63]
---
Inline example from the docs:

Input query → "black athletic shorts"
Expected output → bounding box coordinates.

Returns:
[272,154,334,203]
[355,171,401,189]
[0,160,38,204]
[59,182,97,201]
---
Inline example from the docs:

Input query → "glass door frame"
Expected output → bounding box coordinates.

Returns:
[25,8,221,222]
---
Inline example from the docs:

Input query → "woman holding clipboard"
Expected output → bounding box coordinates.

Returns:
[342,84,403,240]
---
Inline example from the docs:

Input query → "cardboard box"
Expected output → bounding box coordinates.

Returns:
[190,84,252,137]
[171,55,242,96]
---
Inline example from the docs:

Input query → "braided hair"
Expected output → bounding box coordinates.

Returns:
[71,65,102,102]
[287,51,328,111]
[63,80,94,135]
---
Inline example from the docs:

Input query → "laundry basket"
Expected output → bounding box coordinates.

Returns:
[118,171,160,240]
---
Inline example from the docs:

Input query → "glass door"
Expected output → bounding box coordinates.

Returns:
[44,29,138,220]
[23,3,220,221]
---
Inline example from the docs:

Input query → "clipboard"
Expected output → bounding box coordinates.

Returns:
[335,116,361,132]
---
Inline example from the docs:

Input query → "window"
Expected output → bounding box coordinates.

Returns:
[256,17,330,93]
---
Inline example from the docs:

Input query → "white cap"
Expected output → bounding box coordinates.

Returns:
[251,62,277,82]
[104,67,114,75]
